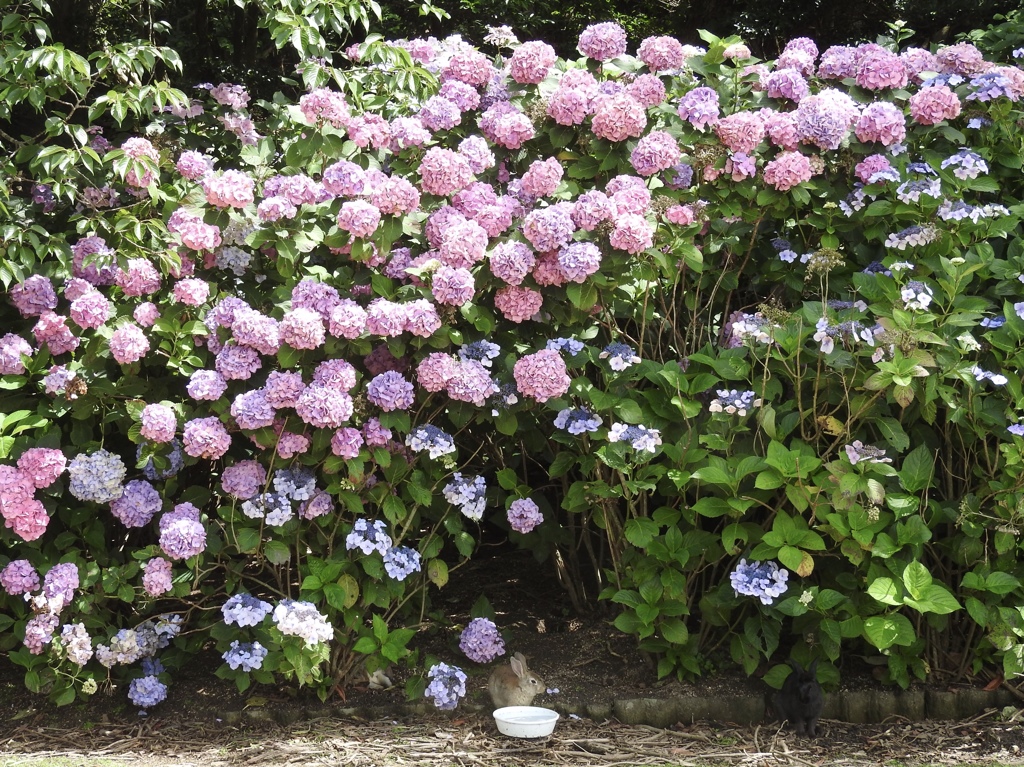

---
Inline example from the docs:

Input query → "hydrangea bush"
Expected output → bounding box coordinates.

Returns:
[4,2,1024,708]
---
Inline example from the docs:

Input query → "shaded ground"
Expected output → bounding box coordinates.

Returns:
[3,551,1024,765]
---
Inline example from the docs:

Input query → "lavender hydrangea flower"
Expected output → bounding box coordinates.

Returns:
[459,618,505,663]
[383,546,422,581]
[972,366,1009,386]
[346,518,393,555]
[546,337,585,356]
[507,498,543,533]
[406,425,456,458]
[42,562,79,613]
[730,559,789,605]
[443,473,487,521]
[223,640,268,671]
[844,440,894,465]
[128,675,168,708]
[425,662,468,710]
[1009,424,1024,437]
[1,560,40,595]
[900,281,934,310]
[141,657,164,676]
[222,593,273,627]
[607,423,662,453]
[599,342,641,371]
[554,407,602,434]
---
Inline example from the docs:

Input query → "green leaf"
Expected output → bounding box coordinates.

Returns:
[902,560,932,601]
[427,558,448,588]
[877,417,910,452]
[863,613,915,650]
[624,517,659,547]
[867,577,902,606]
[660,617,688,644]
[264,540,291,565]
[899,444,933,493]
[235,527,260,553]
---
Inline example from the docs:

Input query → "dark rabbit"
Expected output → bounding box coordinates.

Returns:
[773,659,824,737]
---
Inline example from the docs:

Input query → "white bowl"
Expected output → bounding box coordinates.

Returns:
[492,706,560,738]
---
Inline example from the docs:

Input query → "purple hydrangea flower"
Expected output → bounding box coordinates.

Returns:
[110,479,163,528]
[607,423,662,453]
[443,473,487,521]
[508,498,543,533]
[554,407,603,434]
[128,675,168,708]
[223,640,269,671]
[406,425,456,458]
[730,559,789,605]
[425,662,468,710]
[459,617,505,663]
[844,440,894,465]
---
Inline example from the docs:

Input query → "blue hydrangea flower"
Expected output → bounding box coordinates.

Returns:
[424,662,468,710]
[965,71,1015,102]
[459,618,505,663]
[730,559,789,605]
[488,381,519,412]
[664,162,693,189]
[980,316,1006,329]
[607,423,662,453]
[127,675,168,708]
[241,491,294,526]
[459,340,501,368]
[272,599,333,646]
[967,116,992,130]
[554,407,602,434]
[68,449,127,503]
[223,640,268,671]
[940,148,988,180]
[1009,424,1024,437]
[222,593,273,627]
[141,657,164,676]
[546,337,585,356]
[599,342,641,371]
[972,366,1008,386]
[443,473,487,521]
[273,467,317,501]
[345,518,393,555]
[900,281,934,311]
[406,425,456,458]
[383,546,422,581]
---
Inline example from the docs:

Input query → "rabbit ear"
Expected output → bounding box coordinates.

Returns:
[788,658,804,674]
[510,655,526,677]
[808,658,819,675]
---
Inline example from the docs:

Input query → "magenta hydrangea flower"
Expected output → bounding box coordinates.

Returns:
[637,35,685,71]
[367,371,416,411]
[337,200,381,238]
[510,40,557,84]
[16,448,66,489]
[521,157,563,197]
[216,344,262,380]
[762,151,814,191]
[513,349,571,402]
[142,558,173,596]
[140,403,177,443]
[109,323,150,364]
[222,460,267,499]
[522,204,575,252]
[629,130,681,177]
[328,299,368,339]
[507,498,543,533]
[182,416,231,459]
[578,22,627,61]
[591,93,647,142]
[69,289,111,329]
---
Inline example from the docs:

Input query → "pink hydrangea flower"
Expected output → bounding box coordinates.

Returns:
[762,151,814,191]
[372,176,421,215]
[202,170,255,209]
[446,359,497,406]
[495,285,543,323]
[762,109,801,150]
[591,93,647,142]
[280,307,326,350]
[331,427,364,458]
[665,204,698,225]
[637,35,685,72]
[347,113,391,148]
[16,448,66,489]
[936,41,988,76]
[299,88,350,128]
[109,323,149,364]
[140,403,177,443]
[294,384,353,428]
[176,150,213,180]
[216,344,262,380]
[510,40,557,84]
[276,431,310,459]
[172,278,210,306]
[522,203,575,252]
[532,250,569,287]
[513,349,571,402]
[142,558,173,596]
[547,86,594,125]
[0,333,32,375]
[432,265,475,306]
[489,241,536,285]
[182,416,231,459]
[232,308,280,355]
[626,74,666,107]
[210,82,250,109]
[116,259,162,297]
[187,369,228,400]
[69,289,111,329]
[328,299,368,339]
[855,154,893,184]
[417,353,459,393]
[121,137,160,187]
[443,49,495,86]
[458,135,495,173]
[578,22,627,61]
[855,102,907,145]
[33,312,79,356]
[366,298,408,337]
[439,79,480,111]
[480,102,535,149]
[336,200,382,239]
[521,157,563,197]
[909,85,961,125]
[222,460,267,499]
[10,275,57,317]
[856,48,909,90]
[419,95,461,131]
[404,299,442,338]
[764,68,809,102]
[439,219,489,268]
[420,147,475,197]
[630,130,681,176]
[572,190,615,231]
[367,370,416,411]
[609,213,654,254]
[678,87,720,129]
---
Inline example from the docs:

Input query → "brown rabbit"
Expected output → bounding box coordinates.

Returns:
[488,652,545,708]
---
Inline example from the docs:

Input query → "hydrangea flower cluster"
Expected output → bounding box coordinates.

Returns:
[272,600,333,646]
[708,390,763,416]
[222,593,274,626]
[599,343,642,371]
[443,473,487,520]
[424,662,468,710]
[459,617,505,662]
[223,640,269,671]
[406,425,456,458]
[844,441,894,465]
[507,498,543,533]
[608,423,663,453]
[554,407,602,434]
[730,559,790,605]
[346,518,393,555]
